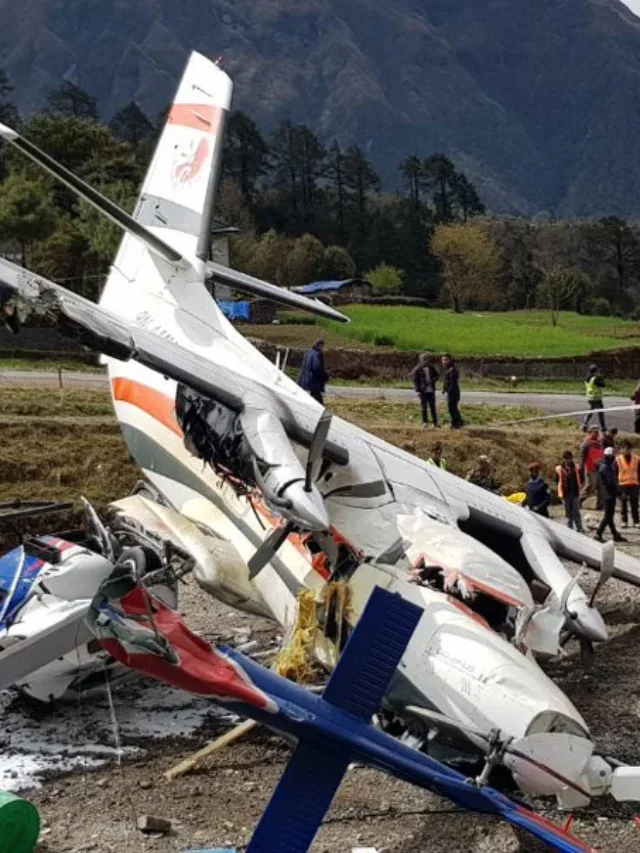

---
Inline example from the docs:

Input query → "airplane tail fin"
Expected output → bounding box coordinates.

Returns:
[132,52,231,262]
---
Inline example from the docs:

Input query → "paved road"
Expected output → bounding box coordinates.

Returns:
[326,386,634,430]
[0,370,634,430]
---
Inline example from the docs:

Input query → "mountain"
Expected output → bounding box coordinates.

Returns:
[2,0,640,216]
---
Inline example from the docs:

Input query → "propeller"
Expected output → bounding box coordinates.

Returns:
[405,705,592,800]
[248,411,333,578]
[248,522,295,578]
[589,540,615,608]
[305,411,332,492]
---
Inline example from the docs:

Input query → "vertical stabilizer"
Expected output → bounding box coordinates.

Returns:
[99,52,233,357]
[133,52,231,261]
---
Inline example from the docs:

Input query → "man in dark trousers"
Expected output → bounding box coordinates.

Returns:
[595,447,626,543]
[411,353,439,428]
[582,364,606,432]
[522,462,551,517]
[442,353,464,429]
[631,381,640,434]
[298,338,329,405]
[554,450,583,532]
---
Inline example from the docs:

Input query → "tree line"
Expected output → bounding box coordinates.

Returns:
[0,67,639,322]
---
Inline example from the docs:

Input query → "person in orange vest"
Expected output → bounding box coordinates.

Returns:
[580,426,604,510]
[554,450,583,532]
[617,440,640,528]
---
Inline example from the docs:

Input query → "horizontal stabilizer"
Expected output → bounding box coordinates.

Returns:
[205,260,350,323]
[0,123,183,265]
[246,742,349,853]
[0,609,92,691]
[322,586,422,721]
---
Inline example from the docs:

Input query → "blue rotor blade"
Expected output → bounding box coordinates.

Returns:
[246,742,349,853]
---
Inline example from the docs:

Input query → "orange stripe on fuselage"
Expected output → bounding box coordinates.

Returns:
[112,378,183,438]
[168,103,223,135]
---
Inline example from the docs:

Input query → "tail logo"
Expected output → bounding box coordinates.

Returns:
[171,137,210,187]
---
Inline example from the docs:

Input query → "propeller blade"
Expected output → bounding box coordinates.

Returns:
[505,744,592,800]
[248,522,294,578]
[559,571,583,616]
[590,541,615,608]
[305,411,332,492]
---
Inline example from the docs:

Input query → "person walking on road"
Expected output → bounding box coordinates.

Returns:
[617,440,640,529]
[522,462,551,518]
[427,442,447,469]
[631,381,640,434]
[582,364,606,432]
[555,450,583,532]
[580,426,604,510]
[298,338,329,405]
[595,447,625,543]
[442,354,464,429]
[410,353,439,428]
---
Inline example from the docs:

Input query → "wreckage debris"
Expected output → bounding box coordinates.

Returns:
[0,789,40,853]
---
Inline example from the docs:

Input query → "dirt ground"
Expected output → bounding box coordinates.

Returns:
[8,520,637,853]
[2,389,640,852]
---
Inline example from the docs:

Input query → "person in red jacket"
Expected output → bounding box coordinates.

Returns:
[580,427,604,510]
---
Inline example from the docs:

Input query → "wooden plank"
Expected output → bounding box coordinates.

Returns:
[164,719,258,781]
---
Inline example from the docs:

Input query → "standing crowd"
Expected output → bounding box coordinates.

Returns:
[410,352,464,429]
[522,427,640,543]
[297,343,640,544]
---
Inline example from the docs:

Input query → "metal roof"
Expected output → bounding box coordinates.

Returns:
[294,278,369,295]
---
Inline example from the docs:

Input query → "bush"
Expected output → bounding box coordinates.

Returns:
[277,312,317,325]
[584,297,611,317]
[366,263,406,295]
[373,334,395,346]
[361,295,430,307]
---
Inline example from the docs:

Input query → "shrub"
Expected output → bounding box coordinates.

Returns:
[373,334,395,346]
[366,263,406,295]
[277,312,317,325]
[584,297,611,317]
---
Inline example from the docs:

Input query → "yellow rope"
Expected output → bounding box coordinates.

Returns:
[275,588,321,683]
[275,581,353,683]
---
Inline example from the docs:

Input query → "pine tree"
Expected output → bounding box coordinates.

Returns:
[223,111,269,202]
[422,154,457,222]
[110,102,154,150]
[46,81,98,120]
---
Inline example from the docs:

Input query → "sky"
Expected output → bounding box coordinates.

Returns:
[622,0,640,16]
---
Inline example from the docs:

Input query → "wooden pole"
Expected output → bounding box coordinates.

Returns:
[164,718,258,782]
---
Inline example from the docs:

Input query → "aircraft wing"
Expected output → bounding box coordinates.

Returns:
[0,258,349,468]
[539,514,640,588]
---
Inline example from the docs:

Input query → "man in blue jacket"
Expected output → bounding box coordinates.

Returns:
[298,338,329,404]
[523,462,551,517]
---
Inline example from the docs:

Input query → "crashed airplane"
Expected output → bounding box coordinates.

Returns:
[1,50,640,809]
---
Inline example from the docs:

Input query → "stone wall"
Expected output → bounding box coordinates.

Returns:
[250,339,640,382]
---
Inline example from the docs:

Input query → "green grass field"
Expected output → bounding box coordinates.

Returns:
[318,306,640,357]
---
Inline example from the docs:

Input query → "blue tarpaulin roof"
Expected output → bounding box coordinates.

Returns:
[294,279,365,295]
[219,300,251,321]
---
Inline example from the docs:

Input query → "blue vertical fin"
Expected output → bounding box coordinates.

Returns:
[322,586,422,720]
[246,743,348,853]
[246,587,422,853]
